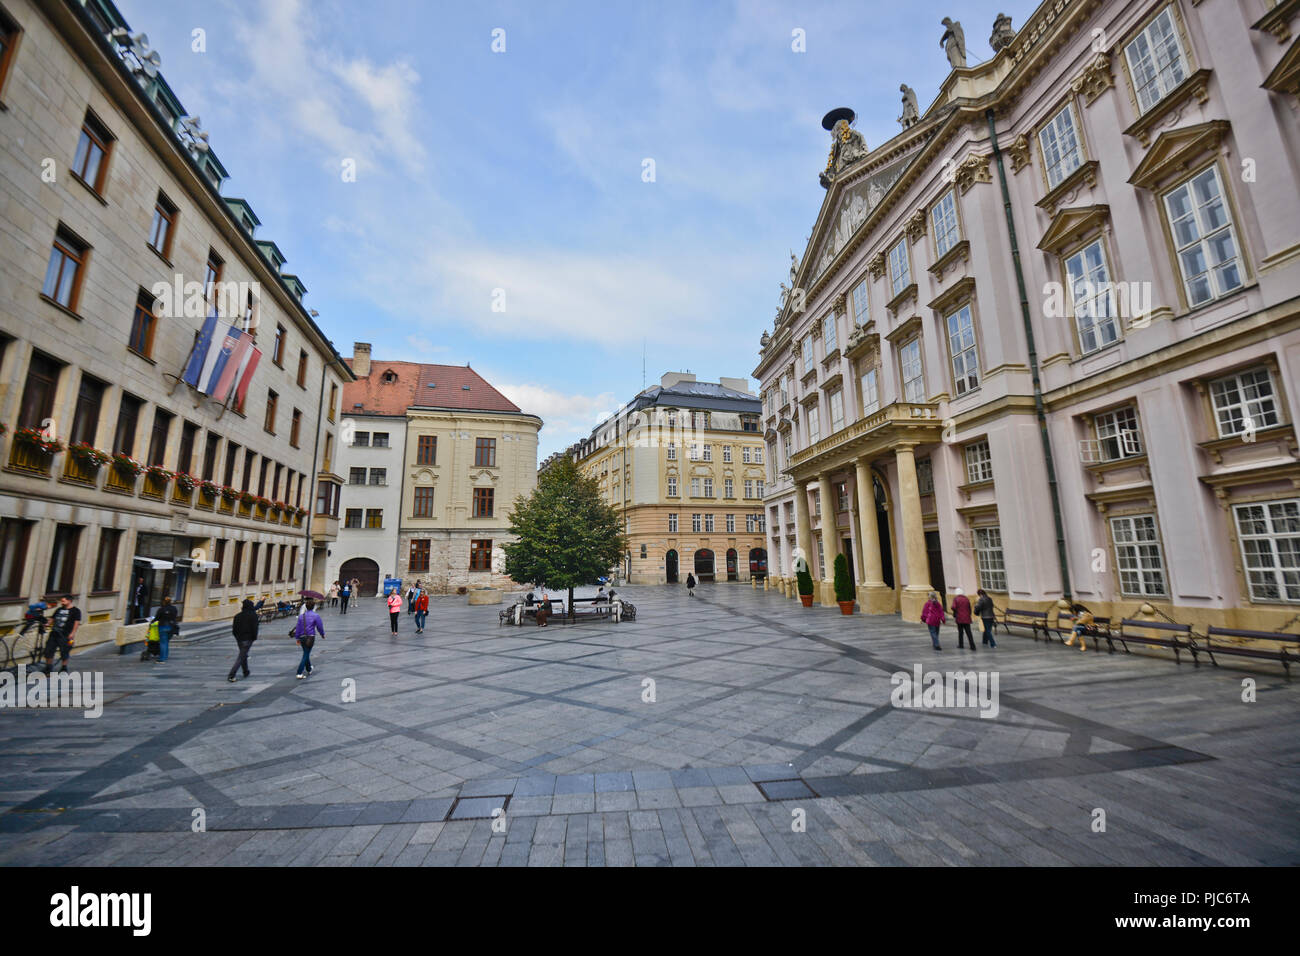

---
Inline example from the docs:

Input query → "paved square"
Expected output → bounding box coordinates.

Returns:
[1,585,1297,866]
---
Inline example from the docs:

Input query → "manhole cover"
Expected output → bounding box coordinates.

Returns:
[756,778,818,801]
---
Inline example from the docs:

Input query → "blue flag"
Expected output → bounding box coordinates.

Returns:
[181,313,219,389]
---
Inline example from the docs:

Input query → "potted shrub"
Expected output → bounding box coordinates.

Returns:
[68,442,111,469]
[16,425,65,455]
[833,554,855,615]
[110,451,144,476]
[796,567,815,607]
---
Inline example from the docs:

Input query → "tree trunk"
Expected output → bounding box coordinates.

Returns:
[568,586,574,620]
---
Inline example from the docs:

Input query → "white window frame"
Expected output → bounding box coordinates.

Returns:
[1110,514,1168,597]
[801,337,814,373]
[945,304,980,396]
[667,442,676,461]
[932,190,960,258]
[726,513,736,533]
[829,388,845,433]
[807,404,821,444]
[916,458,935,496]
[703,478,713,498]
[754,446,763,464]
[974,527,1007,592]
[667,476,678,497]
[851,278,869,324]
[964,440,993,484]
[888,238,911,298]
[1124,6,1189,115]
[1065,239,1121,355]
[690,477,700,497]
[823,313,837,353]
[860,367,879,416]
[702,444,712,462]
[1234,499,1300,604]
[1093,406,1144,462]
[1210,367,1279,438]
[722,445,731,463]
[1038,103,1084,190]
[1163,166,1244,308]
[724,478,733,498]
[692,513,702,533]
[900,339,925,403]
[668,512,678,533]
[744,479,754,499]
[704,513,715,533]
[741,446,751,463]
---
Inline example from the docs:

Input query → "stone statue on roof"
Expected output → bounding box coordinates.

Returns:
[898,84,919,128]
[941,18,967,69]
[990,13,1016,53]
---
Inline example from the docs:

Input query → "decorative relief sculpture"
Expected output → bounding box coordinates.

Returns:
[906,209,927,243]
[819,108,869,188]
[941,18,967,69]
[1070,51,1114,106]
[954,153,992,193]
[1006,133,1032,173]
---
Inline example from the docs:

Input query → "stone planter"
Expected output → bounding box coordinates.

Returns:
[837,600,855,615]
[799,594,814,607]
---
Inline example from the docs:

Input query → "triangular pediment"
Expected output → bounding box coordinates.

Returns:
[1263,35,1300,95]
[1128,120,1231,190]
[1037,204,1111,254]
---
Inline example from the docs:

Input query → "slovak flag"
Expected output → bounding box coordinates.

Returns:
[231,344,262,410]
[200,324,245,397]
[211,330,254,403]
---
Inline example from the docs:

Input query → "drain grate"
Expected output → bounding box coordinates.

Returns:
[756,778,819,801]
[446,794,511,821]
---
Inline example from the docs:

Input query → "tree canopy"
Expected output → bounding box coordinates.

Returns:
[503,457,627,599]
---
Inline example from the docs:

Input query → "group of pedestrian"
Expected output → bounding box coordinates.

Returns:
[19,595,82,675]
[921,587,998,651]
[228,597,326,681]
[331,578,359,614]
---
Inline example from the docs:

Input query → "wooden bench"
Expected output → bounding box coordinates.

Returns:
[1001,608,1050,641]
[1053,612,1114,650]
[1203,626,1299,676]
[1116,618,1194,664]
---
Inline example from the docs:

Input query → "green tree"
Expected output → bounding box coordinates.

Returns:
[503,456,628,618]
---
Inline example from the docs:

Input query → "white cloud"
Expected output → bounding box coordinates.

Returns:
[494,382,617,452]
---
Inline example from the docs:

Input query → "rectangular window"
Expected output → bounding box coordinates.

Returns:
[668,513,678,533]
[263,545,273,584]
[409,539,431,573]
[802,336,814,373]
[702,444,712,462]
[272,324,286,367]
[754,447,763,464]
[71,112,113,194]
[297,350,308,387]
[692,513,702,533]
[202,433,220,481]
[1210,367,1279,438]
[704,514,715,533]
[264,390,278,433]
[316,480,336,516]
[257,457,269,496]
[745,514,754,533]
[829,388,845,432]
[223,441,239,486]
[756,479,765,497]
[974,527,1007,592]
[129,290,159,358]
[1165,167,1243,307]
[1125,6,1188,114]
[946,305,980,396]
[349,467,366,485]
[46,524,81,595]
[1234,500,1300,603]
[667,476,678,497]
[91,529,121,592]
[724,478,734,498]
[70,373,106,446]
[689,443,700,461]
[413,487,434,517]
[741,446,751,464]
[837,482,849,513]
[916,458,935,495]
[469,539,492,571]
[965,440,993,484]
[1065,239,1120,354]
[211,540,226,586]
[231,542,245,584]
[860,368,879,415]
[1111,514,1167,597]
[178,421,198,476]
[900,339,925,403]
[353,431,370,447]
[722,445,732,463]
[113,393,142,455]
[372,432,389,448]
[417,435,436,464]
[888,238,911,298]
[328,383,337,423]
[147,409,172,467]
[473,487,495,517]
[1039,104,1083,190]
[365,509,383,529]
[690,477,700,498]
[369,468,386,486]
[1093,406,1144,461]
[700,478,711,498]
[204,250,222,310]
[807,404,821,444]
[744,479,754,499]
[241,451,255,492]
[246,544,259,584]
[42,226,89,312]
[667,442,676,461]
[276,545,285,582]
[272,463,282,500]
[851,278,869,324]
[345,508,363,528]
[0,519,32,598]
[290,408,302,448]
[932,190,960,258]
[823,313,837,353]
[475,437,496,466]
[148,192,177,259]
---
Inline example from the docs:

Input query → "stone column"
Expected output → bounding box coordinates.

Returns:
[793,479,813,602]
[817,473,842,605]
[895,443,931,621]
[854,457,894,613]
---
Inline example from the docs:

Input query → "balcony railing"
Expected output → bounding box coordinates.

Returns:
[62,454,100,486]
[790,401,942,469]
[105,466,137,494]
[7,440,54,476]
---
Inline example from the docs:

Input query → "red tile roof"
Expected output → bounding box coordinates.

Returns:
[342,360,521,417]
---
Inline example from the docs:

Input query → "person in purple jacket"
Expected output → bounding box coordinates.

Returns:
[921,591,946,651]
[294,599,325,679]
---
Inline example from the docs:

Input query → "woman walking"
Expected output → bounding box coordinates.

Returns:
[386,588,402,635]
[921,591,946,651]
[686,573,696,597]
[228,599,258,682]
[328,581,339,607]
[413,586,429,634]
[952,587,975,651]
[151,596,179,663]
[294,599,325,678]
[974,589,997,647]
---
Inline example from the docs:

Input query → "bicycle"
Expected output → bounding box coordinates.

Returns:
[1,617,48,671]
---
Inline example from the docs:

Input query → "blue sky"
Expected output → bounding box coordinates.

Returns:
[114,0,1040,457]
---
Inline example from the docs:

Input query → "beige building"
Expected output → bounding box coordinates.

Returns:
[757,0,1300,630]
[0,0,349,651]
[569,373,768,585]
[333,345,542,593]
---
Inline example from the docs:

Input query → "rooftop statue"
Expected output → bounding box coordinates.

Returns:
[898,84,919,129]
[941,18,967,69]
[990,13,1016,53]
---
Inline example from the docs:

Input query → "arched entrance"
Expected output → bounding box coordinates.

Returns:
[873,475,895,589]
[694,548,715,582]
[726,548,738,581]
[339,557,380,596]
[749,548,767,579]
[666,549,679,584]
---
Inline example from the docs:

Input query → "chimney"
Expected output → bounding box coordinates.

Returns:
[660,371,697,389]
[353,342,371,378]
[719,376,752,395]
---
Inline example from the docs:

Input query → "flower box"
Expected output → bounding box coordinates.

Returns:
[15,426,64,455]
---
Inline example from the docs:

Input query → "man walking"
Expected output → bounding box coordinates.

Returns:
[294,599,325,679]
[228,599,259,682]
[41,595,81,675]
[952,587,975,651]
[974,589,997,647]
[339,580,351,614]
[132,575,149,623]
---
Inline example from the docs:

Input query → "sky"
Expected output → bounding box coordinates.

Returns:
[112,0,1041,457]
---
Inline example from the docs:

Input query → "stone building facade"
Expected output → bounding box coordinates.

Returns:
[570,373,769,585]
[756,0,1300,629]
[0,0,349,650]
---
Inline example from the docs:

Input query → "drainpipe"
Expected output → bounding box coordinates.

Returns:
[301,360,327,593]
[985,109,1073,603]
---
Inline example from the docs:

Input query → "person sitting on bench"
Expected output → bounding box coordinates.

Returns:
[1064,606,1095,652]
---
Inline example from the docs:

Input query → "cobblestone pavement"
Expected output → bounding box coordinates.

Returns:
[1,585,1297,866]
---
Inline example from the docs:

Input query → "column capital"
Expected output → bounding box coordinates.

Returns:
[893,441,920,455]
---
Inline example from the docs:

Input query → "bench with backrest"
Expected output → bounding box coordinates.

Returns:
[1203,626,1299,676]
[1116,618,1194,664]
[1001,607,1050,641]
[1054,612,1114,650]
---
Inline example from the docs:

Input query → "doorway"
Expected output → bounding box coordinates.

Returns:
[873,476,895,589]
[339,557,380,596]
[925,530,947,610]
[841,538,855,585]
[726,549,738,581]
[694,549,715,582]
[666,549,678,584]
[748,548,767,579]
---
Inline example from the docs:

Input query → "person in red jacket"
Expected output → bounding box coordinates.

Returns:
[414,585,429,634]
[921,592,945,651]
[952,587,975,651]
